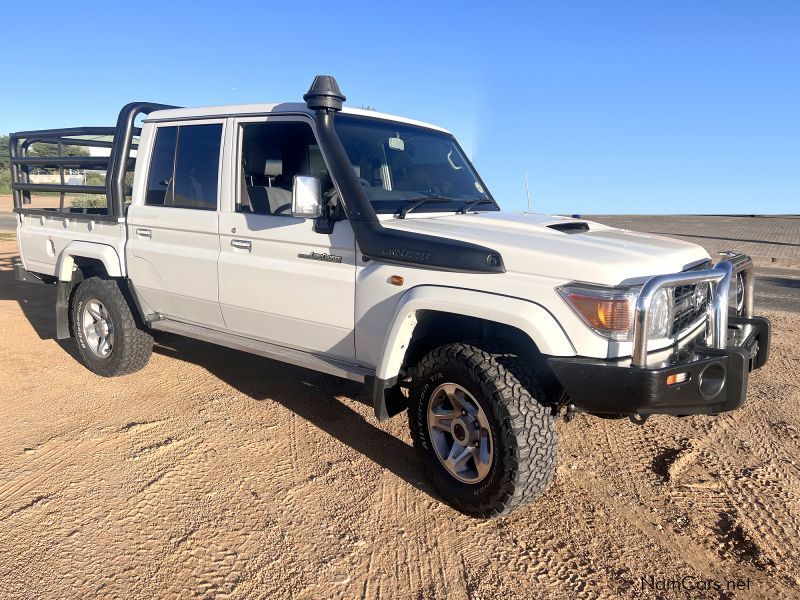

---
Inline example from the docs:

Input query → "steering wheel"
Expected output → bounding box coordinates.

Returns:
[358,177,372,187]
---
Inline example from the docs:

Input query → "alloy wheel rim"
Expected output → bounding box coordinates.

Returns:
[427,383,493,484]
[81,299,115,358]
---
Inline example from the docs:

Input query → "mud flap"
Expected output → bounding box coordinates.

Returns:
[369,376,407,422]
[55,280,71,340]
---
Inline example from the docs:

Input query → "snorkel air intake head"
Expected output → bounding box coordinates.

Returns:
[303,75,346,112]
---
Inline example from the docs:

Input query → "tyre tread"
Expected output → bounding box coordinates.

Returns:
[410,343,556,517]
[71,277,153,377]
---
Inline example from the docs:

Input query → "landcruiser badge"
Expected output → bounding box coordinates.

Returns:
[381,245,432,263]
[298,251,343,263]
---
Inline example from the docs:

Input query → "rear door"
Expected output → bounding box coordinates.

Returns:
[126,120,226,327]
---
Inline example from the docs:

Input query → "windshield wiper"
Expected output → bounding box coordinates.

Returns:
[397,195,456,219]
[460,198,494,214]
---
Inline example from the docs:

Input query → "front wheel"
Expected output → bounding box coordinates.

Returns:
[409,343,556,518]
[71,277,153,377]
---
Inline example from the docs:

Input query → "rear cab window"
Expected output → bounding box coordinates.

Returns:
[146,123,222,210]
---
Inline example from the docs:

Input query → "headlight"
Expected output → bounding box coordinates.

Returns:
[731,271,745,314]
[648,288,674,339]
[558,284,674,341]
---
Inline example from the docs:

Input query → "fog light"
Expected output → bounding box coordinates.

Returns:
[698,363,726,398]
[666,372,690,386]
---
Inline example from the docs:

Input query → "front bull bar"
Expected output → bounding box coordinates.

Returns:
[631,254,755,368]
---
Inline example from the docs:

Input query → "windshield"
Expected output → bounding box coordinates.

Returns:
[334,115,498,215]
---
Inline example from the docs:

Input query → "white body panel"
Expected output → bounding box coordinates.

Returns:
[380,211,708,287]
[17,213,126,277]
[146,103,449,134]
[126,204,223,327]
[372,286,574,380]
[217,213,357,360]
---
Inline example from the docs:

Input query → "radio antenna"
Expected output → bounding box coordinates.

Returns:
[524,169,532,213]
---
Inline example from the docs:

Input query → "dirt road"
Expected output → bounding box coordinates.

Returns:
[1,235,798,599]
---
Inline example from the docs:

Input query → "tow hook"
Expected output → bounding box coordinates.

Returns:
[629,413,650,426]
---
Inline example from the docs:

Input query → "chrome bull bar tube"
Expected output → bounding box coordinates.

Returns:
[631,255,754,367]
[723,253,755,319]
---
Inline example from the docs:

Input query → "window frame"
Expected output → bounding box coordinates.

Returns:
[230,113,336,217]
[144,118,226,212]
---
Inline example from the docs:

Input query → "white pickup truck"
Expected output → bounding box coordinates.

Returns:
[10,76,770,517]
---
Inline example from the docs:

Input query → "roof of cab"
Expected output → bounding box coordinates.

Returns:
[145,102,450,133]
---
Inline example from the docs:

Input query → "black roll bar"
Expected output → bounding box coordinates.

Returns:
[9,102,177,218]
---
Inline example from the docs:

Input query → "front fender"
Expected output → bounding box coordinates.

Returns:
[375,285,576,381]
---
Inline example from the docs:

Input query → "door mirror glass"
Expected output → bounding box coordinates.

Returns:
[292,175,322,218]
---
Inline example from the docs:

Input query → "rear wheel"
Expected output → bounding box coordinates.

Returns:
[409,343,557,517]
[71,277,153,377]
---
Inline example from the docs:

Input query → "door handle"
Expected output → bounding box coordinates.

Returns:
[231,239,252,251]
[136,228,152,238]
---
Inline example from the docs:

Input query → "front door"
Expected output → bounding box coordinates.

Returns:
[217,116,357,360]
[126,120,225,327]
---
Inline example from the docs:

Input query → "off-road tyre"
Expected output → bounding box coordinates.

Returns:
[409,343,557,518]
[71,277,153,377]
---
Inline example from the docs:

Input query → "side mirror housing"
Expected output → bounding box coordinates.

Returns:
[292,175,322,218]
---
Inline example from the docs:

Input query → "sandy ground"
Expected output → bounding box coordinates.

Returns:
[0,234,799,599]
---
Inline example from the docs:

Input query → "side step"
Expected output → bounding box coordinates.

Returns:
[150,319,373,383]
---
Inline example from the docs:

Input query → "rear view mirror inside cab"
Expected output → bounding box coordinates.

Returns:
[388,134,405,151]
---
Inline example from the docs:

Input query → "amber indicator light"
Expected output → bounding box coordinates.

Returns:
[666,372,690,386]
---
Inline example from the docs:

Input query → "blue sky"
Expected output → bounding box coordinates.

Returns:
[2,1,797,214]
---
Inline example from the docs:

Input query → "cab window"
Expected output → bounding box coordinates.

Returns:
[146,123,222,210]
[238,121,324,216]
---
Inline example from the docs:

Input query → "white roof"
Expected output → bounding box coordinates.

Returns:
[146,102,449,133]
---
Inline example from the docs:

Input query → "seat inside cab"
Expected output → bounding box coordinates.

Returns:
[238,121,329,216]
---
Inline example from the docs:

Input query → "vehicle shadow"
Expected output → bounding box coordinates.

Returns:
[0,251,86,364]
[151,333,437,501]
[0,248,434,501]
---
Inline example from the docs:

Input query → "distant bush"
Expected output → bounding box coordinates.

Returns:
[1,135,10,194]
[70,194,107,209]
[0,168,10,195]
[85,172,106,185]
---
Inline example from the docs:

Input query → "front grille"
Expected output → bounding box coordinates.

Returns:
[670,260,712,338]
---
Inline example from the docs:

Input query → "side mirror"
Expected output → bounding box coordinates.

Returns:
[292,175,322,218]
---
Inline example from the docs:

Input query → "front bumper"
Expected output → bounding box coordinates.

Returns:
[548,316,770,417]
